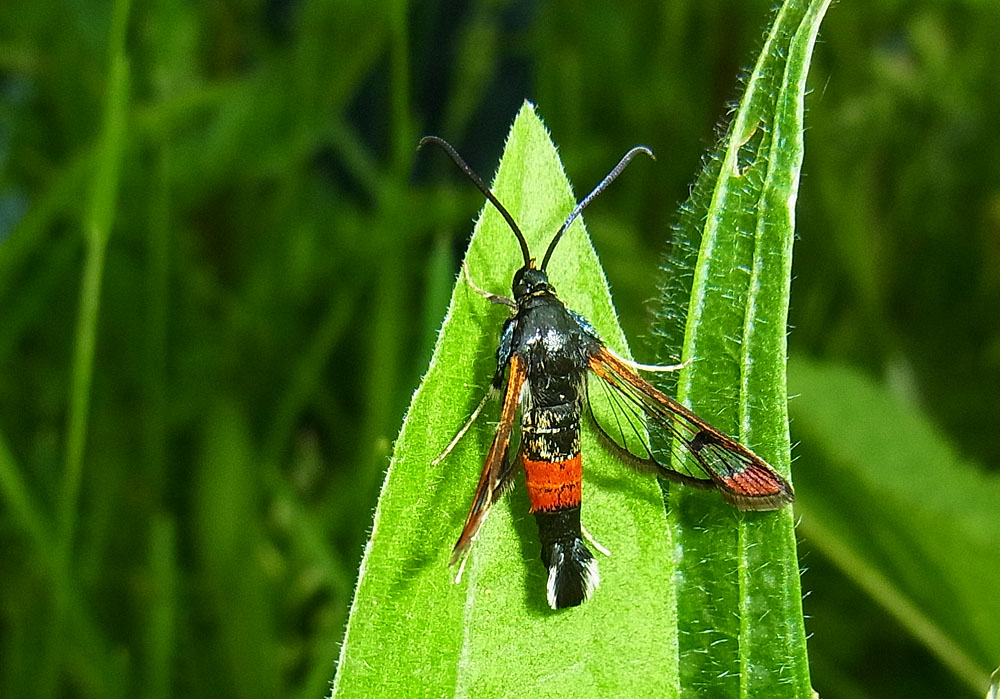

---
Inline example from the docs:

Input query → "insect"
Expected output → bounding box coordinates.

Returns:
[421,136,794,609]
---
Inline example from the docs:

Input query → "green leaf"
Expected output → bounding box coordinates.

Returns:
[788,357,1000,694]
[649,1,829,695]
[336,1,831,694]
[333,103,679,698]
[61,0,132,551]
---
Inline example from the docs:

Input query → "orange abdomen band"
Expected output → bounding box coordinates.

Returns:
[522,454,582,512]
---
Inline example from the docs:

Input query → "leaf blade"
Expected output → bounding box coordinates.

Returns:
[650,1,830,695]
[335,104,680,698]
[788,357,1000,694]
[737,1,830,694]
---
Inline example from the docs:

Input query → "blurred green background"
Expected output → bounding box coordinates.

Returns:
[1,1,998,697]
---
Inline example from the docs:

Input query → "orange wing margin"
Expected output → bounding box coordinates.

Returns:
[588,345,793,510]
[450,354,527,564]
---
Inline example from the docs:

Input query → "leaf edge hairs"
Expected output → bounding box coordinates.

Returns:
[421,136,793,610]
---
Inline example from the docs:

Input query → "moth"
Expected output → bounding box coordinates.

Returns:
[422,136,794,609]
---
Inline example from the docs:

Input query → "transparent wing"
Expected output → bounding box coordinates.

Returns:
[587,345,793,511]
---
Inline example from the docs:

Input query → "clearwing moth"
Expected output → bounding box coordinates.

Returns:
[422,136,793,609]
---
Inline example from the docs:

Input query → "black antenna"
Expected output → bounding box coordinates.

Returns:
[540,146,654,271]
[418,136,532,268]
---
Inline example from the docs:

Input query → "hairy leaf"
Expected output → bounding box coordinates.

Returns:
[649,1,829,696]
[334,103,678,698]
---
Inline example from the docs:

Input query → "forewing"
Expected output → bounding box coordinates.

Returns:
[450,354,527,564]
[587,346,793,511]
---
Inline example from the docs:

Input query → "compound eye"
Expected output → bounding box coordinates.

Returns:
[511,267,529,297]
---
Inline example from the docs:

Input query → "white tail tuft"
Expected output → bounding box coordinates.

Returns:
[544,539,599,609]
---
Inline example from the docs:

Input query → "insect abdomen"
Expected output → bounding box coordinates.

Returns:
[522,454,581,512]
[532,506,596,609]
[521,401,597,609]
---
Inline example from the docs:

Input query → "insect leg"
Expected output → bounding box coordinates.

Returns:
[432,388,496,466]
[452,547,471,584]
[581,524,611,557]
[602,344,692,373]
[462,259,516,309]
[452,448,518,584]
